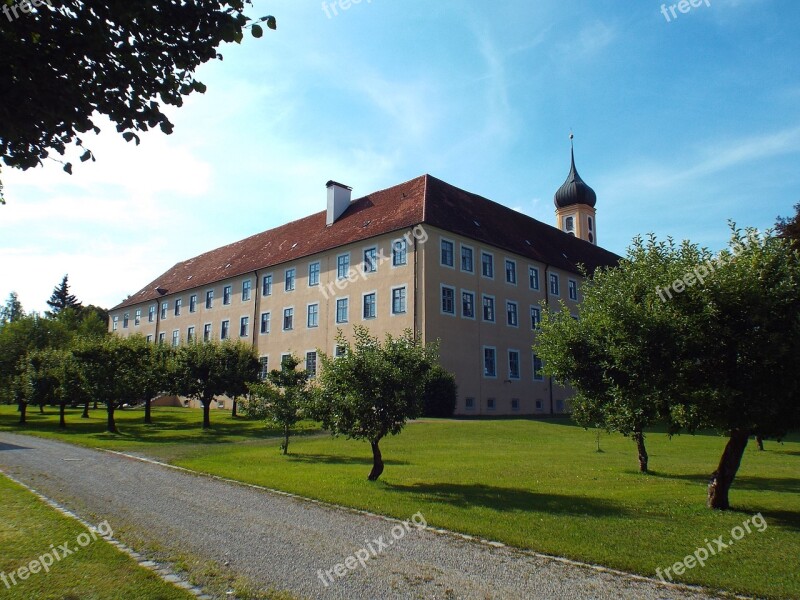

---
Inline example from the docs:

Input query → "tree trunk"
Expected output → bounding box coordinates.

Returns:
[59,403,66,429]
[368,439,384,481]
[282,425,289,455]
[39,402,45,414]
[756,436,764,451]
[708,429,750,510]
[106,402,118,434]
[145,398,152,424]
[18,401,26,425]
[632,430,649,473]
[202,398,212,429]
[82,398,90,418]
[231,398,238,419]
[93,400,98,409]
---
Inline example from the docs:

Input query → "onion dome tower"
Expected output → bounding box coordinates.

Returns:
[554,134,597,244]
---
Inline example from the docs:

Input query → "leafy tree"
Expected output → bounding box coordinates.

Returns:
[138,341,173,425]
[775,202,800,251]
[314,327,436,481]
[46,275,81,316]
[222,340,260,419]
[173,340,258,429]
[0,1,275,200]
[421,365,458,418]
[0,291,24,324]
[675,228,800,509]
[20,348,62,424]
[535,235,707,473]
[249,355,310,455]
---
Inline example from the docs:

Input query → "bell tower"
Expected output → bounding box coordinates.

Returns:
[554,134,597,245]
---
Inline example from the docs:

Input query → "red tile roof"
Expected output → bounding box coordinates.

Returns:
[112,174,620,310]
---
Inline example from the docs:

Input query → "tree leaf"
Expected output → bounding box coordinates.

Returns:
[63,163,73,175]
[251,24,263,38]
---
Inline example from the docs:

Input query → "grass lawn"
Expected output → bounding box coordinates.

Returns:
[2,405,799,599]
[0,472,195,600]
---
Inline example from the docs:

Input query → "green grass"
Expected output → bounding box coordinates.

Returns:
[0,473,195,600]
[2,405,799,599]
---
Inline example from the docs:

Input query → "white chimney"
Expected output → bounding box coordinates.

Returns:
[326,180,352,226]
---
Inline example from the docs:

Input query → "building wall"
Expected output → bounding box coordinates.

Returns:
[110,223,585,416]
[420,226,580,416]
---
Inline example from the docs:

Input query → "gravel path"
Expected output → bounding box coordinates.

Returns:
[0,433,726,600]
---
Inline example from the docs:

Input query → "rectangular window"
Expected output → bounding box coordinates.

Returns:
[258,357,269,381]
[481,252,494,278]
[240,316,249,337]
[146,335,153,343]
[262,274,273,296]
[134,309,141,326]
[174,298,182,316]
[509,350,521,380]
[187,326,195,343]
[161,302,168,320]
[569,279,578,301]
[461,245,473,272]
[337,254,350,280]
[507,301,518,327]
[465,397,475,410]
[221,320,230,340]
[487,398,496,411]
[203,323,212,342]
[441,286,455,315]
[205,290,213,309]
[242,280,252,302]
[530,306,541,329]
[172,329,180,347]
[285,268,296,292]
[309,262,320,286]
[158,332,166,345]
[123,313,129,328]
[283,308,294,331]
[392,287,407,315]
[512,398,520,412]
[336,298,349,324]
[334,345,347,358]
[484,347,497,378]
[441,239,454,267]
[223,285,232,305]
[189,294,197,313]
[148,305,155,323]
[307,304,319,328]
[363,293,377,319]
[363,248,378,273]
[393,239,407,266]
[505,259,517,285]
[533,354,544,381]
[306,351,317,378]
[112,315,118,331]
[529,267,540,290]
[461,291,475,319]
[482,295,495,322]
[550,273,560,296]
[260,312,271,334]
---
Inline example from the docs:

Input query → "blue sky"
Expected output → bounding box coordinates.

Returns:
[2,0,799,313]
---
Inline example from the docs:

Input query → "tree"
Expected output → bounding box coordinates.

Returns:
[138,341,173,425]
[20,349,62,424]
[46,275,81,316]
[420,365,458,418]
[535,235,707,473]
[249,355,310,455]
[0,2,275,202]
[675,228,800,509]
[314,327,436,481]
[173,340,257,429]
[221,340,260,420]
[0,291,24,324]
[775,202,800,251]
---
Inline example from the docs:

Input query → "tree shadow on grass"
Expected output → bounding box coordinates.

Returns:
[386,482,627,517]
[286,453,410,466]
[650,472,800,495]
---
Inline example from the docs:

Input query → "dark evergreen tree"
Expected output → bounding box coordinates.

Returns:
[776,202,800,251]
[46,275,81,316]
